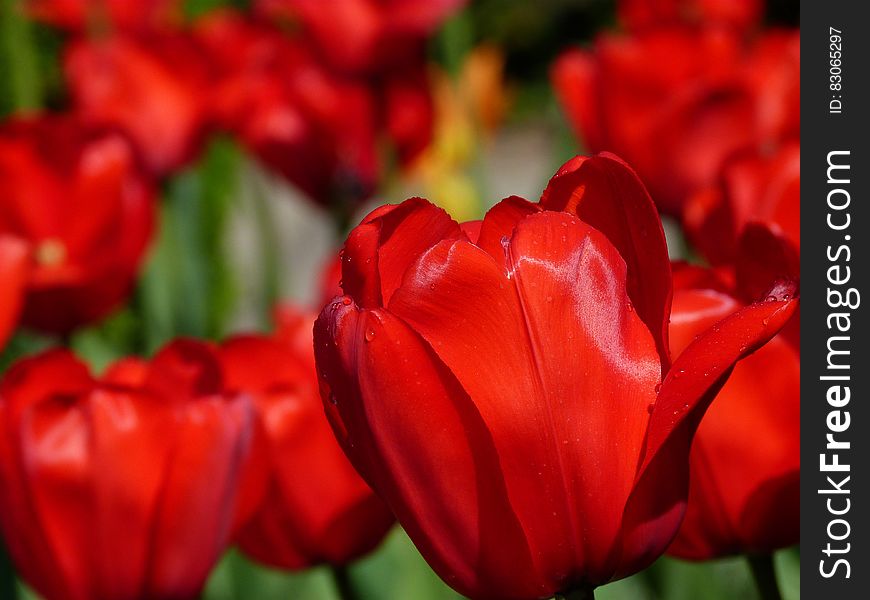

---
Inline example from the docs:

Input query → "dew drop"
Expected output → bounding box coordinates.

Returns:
[342,297,352,306]
[765,295,777,302]
[673,369,685,379]
[626,302,634,312]
[762,317,770,326]
[654,383,662,394]
[646,403,655,414]
[329,392,338,405]
[365,257,372,264]
[365,329,376,342]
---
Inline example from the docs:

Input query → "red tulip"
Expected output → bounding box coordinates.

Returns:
[256,0,464,74]
[0,235,30,348]
[64,34,208,176]
[25,0,180,32]
[255,1,449,168]
[0,115,155,334]
[219,308,393,569]
[667,262,799,559]
[0,340,258,600]
[617,0,763,32]
[197,12,380,204]
[313,154,797,599]
[684,140,799,266]
[551,28,799,215]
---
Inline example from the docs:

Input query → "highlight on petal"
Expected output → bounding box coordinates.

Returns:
[540,153,672,372]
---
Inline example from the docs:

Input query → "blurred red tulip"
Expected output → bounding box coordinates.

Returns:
[618,0,763,32]
[684,140,799,265]
[0,115,155,334]
[26,0,180,32]
[667,264,799,559]
[313,154,797,599]
[64,34,208,176]
[0,340,258,600]
[196,12,380,204]
[552,28,799,216]
[257,0,464,74]
[0,236,30,348]
[220,308,393,569]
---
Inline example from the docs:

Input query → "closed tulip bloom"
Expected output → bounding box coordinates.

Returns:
[551,28,799,216]
[0,115,155,334]
[0,235,29,348]
[197,12,380,205]
[667,262,799,559]
[314,154,797,599]
[0,340,258,600]
[220,308,393,569]
[64,34,208,176]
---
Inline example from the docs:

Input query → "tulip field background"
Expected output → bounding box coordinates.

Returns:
[0,0,800,599]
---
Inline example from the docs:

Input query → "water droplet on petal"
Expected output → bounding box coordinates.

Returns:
[762,317,770,326]
[365,329,376,342]
[646,403,655,414]
[342,297,352,306]
[654,383,662,394]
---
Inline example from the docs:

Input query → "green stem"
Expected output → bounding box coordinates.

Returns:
[332,565,362,600]
[0,0,42,113]
[0,542,18,600]
[555,587,595,600]
[747,554,783,600]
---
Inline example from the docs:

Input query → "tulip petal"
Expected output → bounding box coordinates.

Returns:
[314,301,540,599]
[389,212,661,584]
[0,352,93,600]
[341,199,463,307]
[0,235,30,348]
[668,290,799,558]
[221,335,389,568]
[475,195,540,266]
[146,396,253,598]
[616,283,798,576]
[540,153,672,372]
[88,391,175,598]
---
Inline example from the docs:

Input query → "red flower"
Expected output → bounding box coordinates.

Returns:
[64,34,208,176]
[0,235,29,348]
[25,0,180,32]
[0,115,155,334]
[684,140,799,265]
[256,0,464,74]
[197,12,380,204]
[667,262,799,559]
[313,154,797,599]
[617,0,763,32]
[220,307,393,569]
[257,1,449,168]
[551,28,799,215]
[0,340,258,600]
